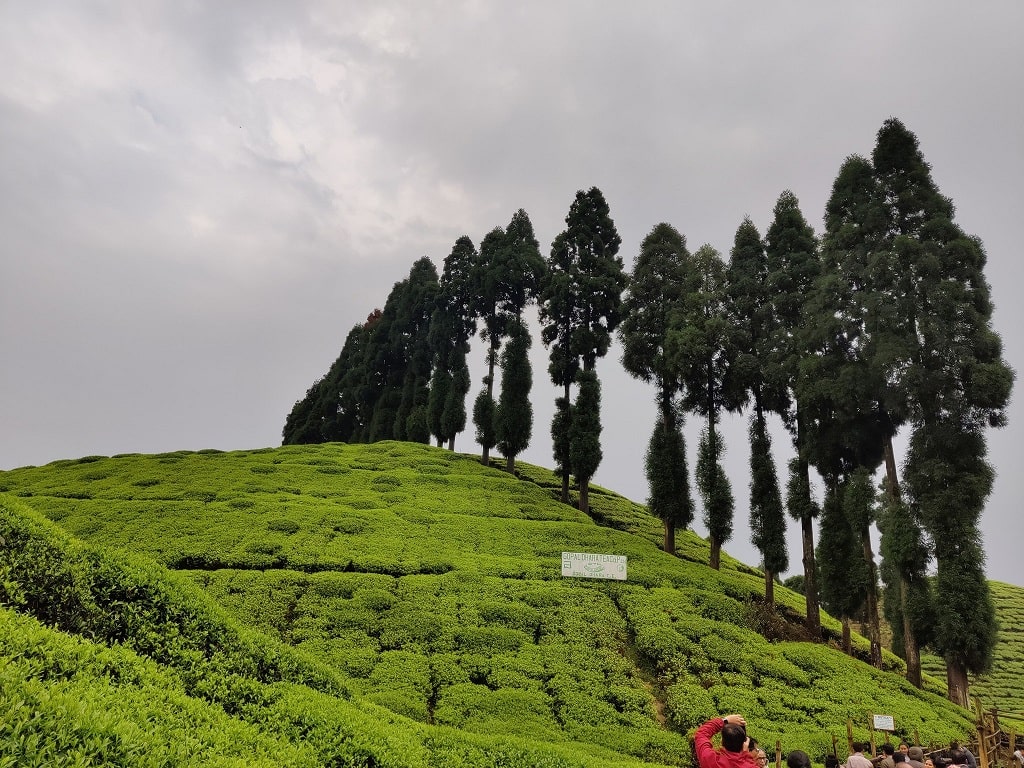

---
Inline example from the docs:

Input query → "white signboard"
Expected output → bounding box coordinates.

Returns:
[873,714,895,731]
[561,552,627,581]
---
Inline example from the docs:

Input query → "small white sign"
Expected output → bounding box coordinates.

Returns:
[873,715,895,731]
[561,552,627,581]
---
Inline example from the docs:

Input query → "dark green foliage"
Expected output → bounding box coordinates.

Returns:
[670,243,737,568]
[782,574,805,595]
[815,483,868,623]
[878,498,934,656]
[872,119,1013,695]
[725,217,787,417]
[442,348,471,450]
[544,188,625,371]
[472,388,497,454]
[360,259,440,444]
[644,412,693,537]
[904,422,998,677]
[495,320,534,472]
[696,424,734,567]
[405,405,430,444]
[550,396,572,485]
[765,190,822,631]
[784,458,818,523]
[539,188,626,507]
[430,236,479,449]
[569,370,602,508]
[427,364,453,446]
[747,417,787,579]
[620,223,693,550]
[620,223,688,392]
[282,378,327,445]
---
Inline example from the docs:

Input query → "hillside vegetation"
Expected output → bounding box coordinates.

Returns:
[922,580,1024,728]
[0,442,979,767]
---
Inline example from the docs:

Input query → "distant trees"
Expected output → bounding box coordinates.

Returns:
[282,121,1012,704]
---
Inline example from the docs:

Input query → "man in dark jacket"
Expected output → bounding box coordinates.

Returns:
[695,714,760,768]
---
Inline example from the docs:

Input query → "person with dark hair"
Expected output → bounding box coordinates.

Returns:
[893,754,907,766]
[847,743,874,768]
[899,745,910,757]
[826,756,841,768]
[876,743,896,768]
[694,713,759,768]
[788,751,811,768]
[950,742,976,768]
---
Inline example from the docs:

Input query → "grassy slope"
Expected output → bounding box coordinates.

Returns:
[0,442,980,766]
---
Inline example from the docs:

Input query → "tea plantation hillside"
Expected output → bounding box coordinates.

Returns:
[0,442,978,767]
[922,580,1024,728]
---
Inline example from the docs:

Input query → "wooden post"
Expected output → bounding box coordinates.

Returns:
[833,735,839,757]
[776,740,783,768]
[976,719,989,768]
[914,729,920,748]
[848,719,855,755]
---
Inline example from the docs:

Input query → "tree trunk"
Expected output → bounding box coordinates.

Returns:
[801,509,821,638]
[710,537,721,570]
[842,616,852,655]
[579,480,589,516]
[560,380,571,504]
[797,413,822,637]
[661,388,676,555]
[947,660,970,708]
[765,570,775,604]
[885,436,923,687]
[506,455,515,474]
[447,436,455,451]
[707,402,721,571]
[862,526,883,668]
[481,340,497,465]
[901,579,922,688]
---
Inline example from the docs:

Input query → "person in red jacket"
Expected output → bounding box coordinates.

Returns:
[695,714,760,768]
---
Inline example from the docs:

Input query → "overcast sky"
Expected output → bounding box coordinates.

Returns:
[2,2,1021,587]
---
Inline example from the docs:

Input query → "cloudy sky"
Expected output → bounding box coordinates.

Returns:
[2,2,1021,586]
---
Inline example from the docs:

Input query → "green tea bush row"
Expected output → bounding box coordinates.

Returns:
[0,607,317,767]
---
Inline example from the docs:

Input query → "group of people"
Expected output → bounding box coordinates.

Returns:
[694,714,990,768]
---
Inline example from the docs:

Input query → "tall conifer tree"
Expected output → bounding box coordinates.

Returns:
[872,118,1013,703]
[620,223,693,552]
[430,236,477,450]
[765,190,823,635]
[726,218,788,599]
[540,188,625,513]
[670,244,738,569]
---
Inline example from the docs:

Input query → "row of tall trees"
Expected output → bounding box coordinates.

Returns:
[284,119,1012,706]
[284,190,627,515]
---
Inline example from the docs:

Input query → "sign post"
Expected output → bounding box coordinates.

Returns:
[561,552,627,581]
[873,715,895,747]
